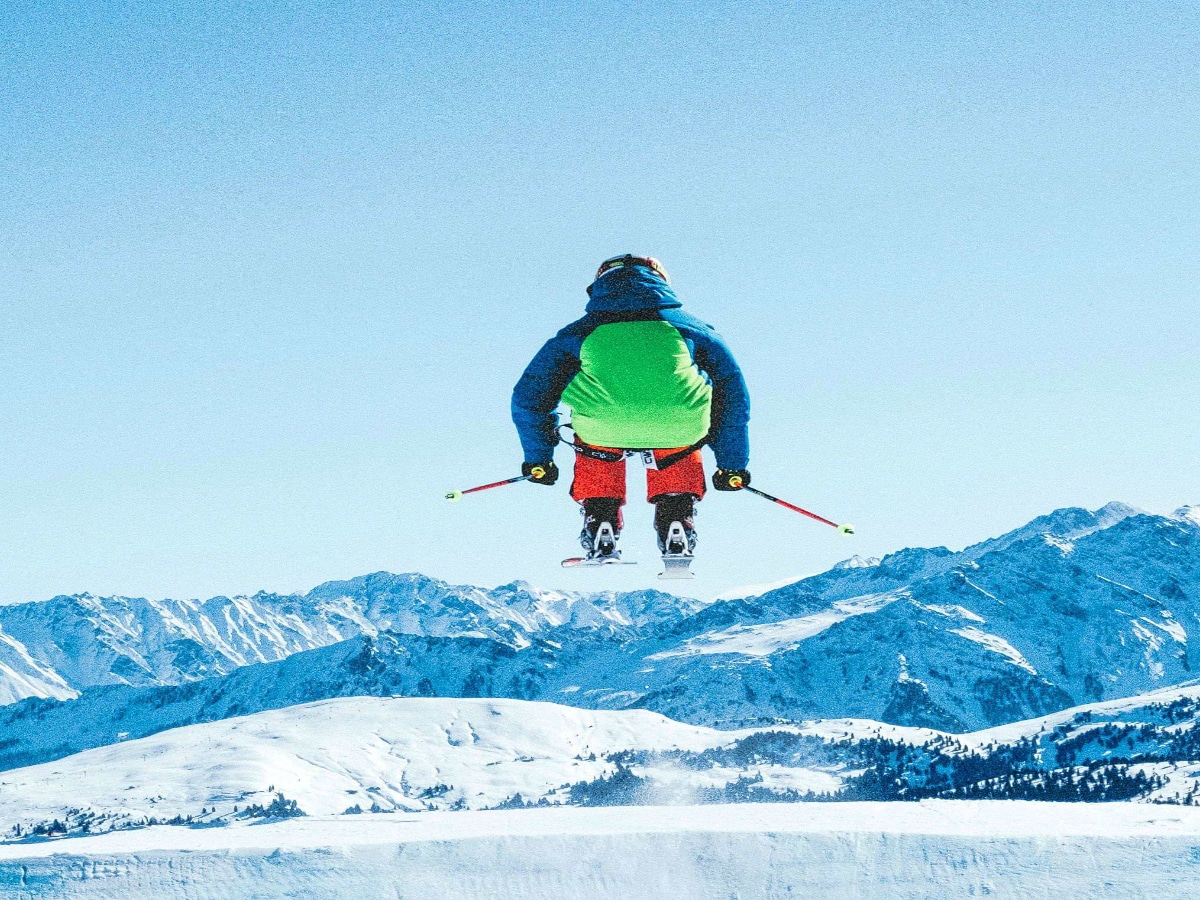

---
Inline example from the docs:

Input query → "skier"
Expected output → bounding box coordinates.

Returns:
[511,254,751,570]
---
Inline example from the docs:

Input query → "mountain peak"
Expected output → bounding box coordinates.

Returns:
[305,571,432,599]
[962,502,1141,560]
[832,555,881,571]
[1173,505,1200,528]
[1094,501,1142,525]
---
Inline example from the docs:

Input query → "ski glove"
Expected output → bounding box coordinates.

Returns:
[712,469,750,491]
[522,461,559,485]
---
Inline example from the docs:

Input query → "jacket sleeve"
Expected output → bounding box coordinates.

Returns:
[692,327,751,470]
[511,332,582,464]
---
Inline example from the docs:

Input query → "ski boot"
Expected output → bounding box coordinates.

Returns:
[583,497,623,559]
[562,498,633,568]
[654,493,697,579]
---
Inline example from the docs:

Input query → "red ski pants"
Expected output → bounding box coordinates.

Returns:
[569,442,706,506]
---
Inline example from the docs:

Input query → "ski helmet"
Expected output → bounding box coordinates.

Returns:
[595,254,670,284]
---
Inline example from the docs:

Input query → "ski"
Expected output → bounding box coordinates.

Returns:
[562,556,638,568]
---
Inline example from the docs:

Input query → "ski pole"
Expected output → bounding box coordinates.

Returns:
[730,477,855,534]
[444,468,545,502]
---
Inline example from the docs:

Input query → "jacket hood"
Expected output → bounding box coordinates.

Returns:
[585,266,682,313]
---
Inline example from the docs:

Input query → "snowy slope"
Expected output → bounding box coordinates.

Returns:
[0,628,76,705]
[0,697,848,838]
[4,803,1200,900]
[649,590,905,658]
[8,685,1200,845]
[963,678,1200,747]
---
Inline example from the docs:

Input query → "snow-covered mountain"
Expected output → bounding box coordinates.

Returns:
[0,697,839,839]
[633,502,1200,729]
[2,501,1198,765]
[8,683,1200,843]
[0,574,700,703]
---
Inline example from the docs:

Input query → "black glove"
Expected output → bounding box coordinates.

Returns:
[522,461,559,485]
[712,468,750,491]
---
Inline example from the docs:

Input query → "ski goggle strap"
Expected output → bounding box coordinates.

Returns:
[595,255,670,283]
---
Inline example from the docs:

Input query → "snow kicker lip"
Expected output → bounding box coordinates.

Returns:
[7,803,1200,900]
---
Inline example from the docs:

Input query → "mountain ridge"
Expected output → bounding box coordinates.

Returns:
[1,501,1197,763]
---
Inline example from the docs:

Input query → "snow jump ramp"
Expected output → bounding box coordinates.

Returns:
[3,802,1200,899]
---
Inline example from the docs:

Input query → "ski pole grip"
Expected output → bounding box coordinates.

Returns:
[529,466,546,480]
[729,475,743,489]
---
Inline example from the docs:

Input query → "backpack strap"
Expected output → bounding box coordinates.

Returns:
[653,439,708,470]
[557,424,706,469]
[556,425,624,462]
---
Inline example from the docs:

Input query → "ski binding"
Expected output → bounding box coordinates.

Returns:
[658,554,694,579]
[563,521,635,568]
[657,521,695,579]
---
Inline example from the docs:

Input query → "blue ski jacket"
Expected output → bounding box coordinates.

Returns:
[511,266,750,470]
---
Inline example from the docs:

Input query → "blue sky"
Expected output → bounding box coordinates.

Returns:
[2,1,1197,604]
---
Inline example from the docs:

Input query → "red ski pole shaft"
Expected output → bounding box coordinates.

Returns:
[732,479,854,534]
[445,468,544,502]
[460,475,530,495]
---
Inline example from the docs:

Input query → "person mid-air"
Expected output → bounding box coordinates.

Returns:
[512,254,751,574]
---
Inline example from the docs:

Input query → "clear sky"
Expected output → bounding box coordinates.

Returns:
[2,1,1197,605]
